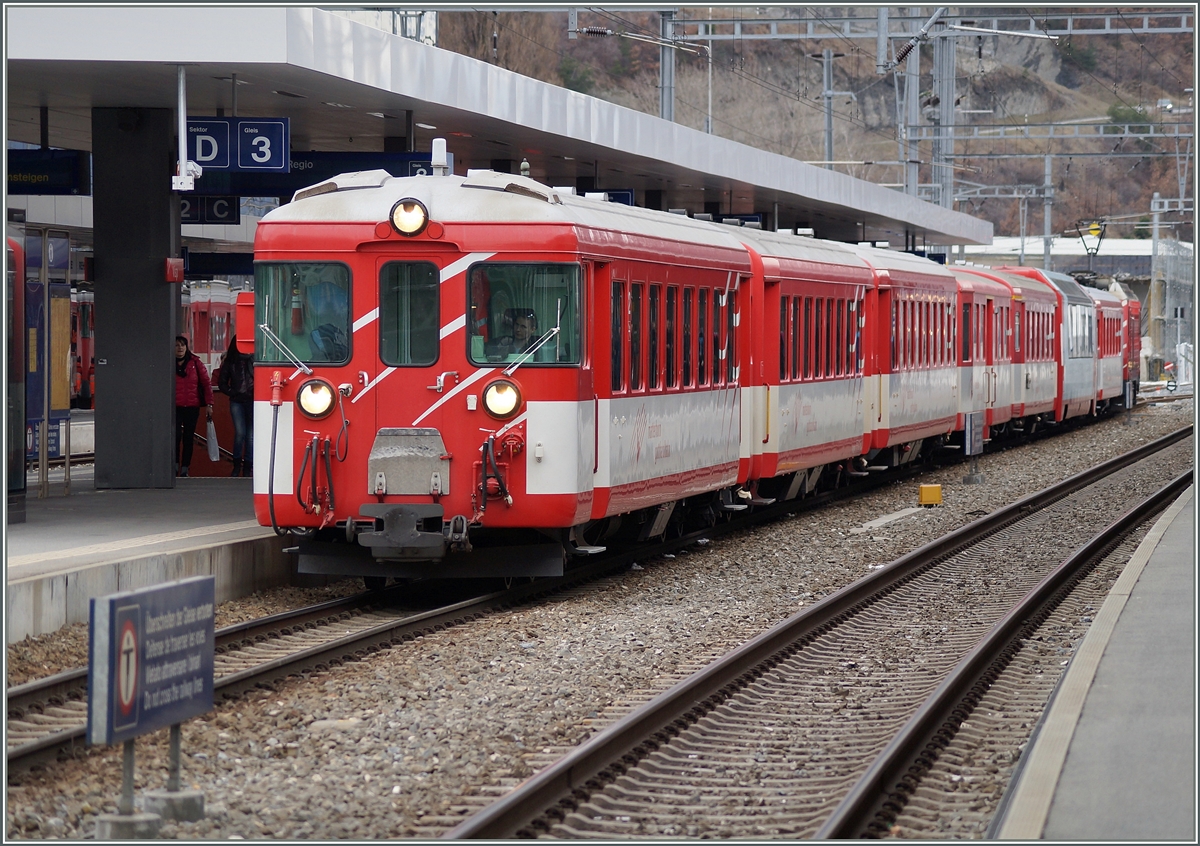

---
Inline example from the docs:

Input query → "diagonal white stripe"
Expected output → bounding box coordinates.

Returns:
[440,314,467,339]
[441,252,494,283]
[353,307,379,333]
[351,366,397,404]
[412,368,491,426]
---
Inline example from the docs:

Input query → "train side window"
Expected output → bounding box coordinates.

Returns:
[648,284,660,390]
[682,287,693,387]
[712,291,723,386]
[815,297,826,378]
[803,297,813,379]
[890,298,898,371]
[666,286,677,388]
[791,297,801,381]
[835,299,844,375]
[611,281,625,392]
[629,282,643,391]
[379,261,439,366]
[933,302,941,365]
[930,302,936,366]
[961,303,971,362]
[727,287,737,383]
[779,298,789,381]
[977,304,985,360]
[823,298,833,377]
[698,288,709,385]
[848,298,857,374]
[854,296,864,374]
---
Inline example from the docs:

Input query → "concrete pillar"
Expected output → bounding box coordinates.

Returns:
[91,108,179,489]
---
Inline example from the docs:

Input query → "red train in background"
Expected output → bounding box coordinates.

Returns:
[234,151,1145,588]
[63,278,236,410]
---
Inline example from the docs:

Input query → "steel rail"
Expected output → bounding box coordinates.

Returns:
[443,425,1191,839]
[6,590,381,718]
[816,466,1194,838]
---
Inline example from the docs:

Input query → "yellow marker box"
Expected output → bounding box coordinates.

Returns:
[919,484,942,507]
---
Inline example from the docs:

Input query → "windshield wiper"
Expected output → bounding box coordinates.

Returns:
[503,326,560,376]
[259,323,314,375]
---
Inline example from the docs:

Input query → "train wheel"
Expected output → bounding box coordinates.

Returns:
[364,576,387,591]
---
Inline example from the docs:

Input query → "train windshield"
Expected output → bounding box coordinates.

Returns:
[467,263,581,366]
[254,262,352,365]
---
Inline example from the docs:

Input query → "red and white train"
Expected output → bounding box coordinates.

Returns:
[238,159,1141,585]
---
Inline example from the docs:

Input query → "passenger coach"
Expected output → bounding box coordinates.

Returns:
[242,154,1140,585]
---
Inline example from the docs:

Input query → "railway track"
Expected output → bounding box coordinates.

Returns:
[443,426,1192,839]
[6,420,1185,782]
[6,435,953,776]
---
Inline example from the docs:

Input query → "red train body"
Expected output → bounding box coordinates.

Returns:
[239,163,1142,583]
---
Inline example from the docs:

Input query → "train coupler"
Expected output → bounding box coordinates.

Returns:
[356,503,446,559]
[446,514,472,552]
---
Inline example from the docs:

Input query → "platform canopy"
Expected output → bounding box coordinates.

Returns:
[7,5,992,246]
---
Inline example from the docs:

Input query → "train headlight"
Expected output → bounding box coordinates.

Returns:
[482,379,522,419]
[389,198,429,237]
[297,379,336,419]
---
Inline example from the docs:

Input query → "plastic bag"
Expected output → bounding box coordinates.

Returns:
[206,418,220,462]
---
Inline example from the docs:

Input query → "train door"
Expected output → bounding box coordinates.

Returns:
[1012,300,1026,415]
[984,297,996,430]
[957,291,973,430]
[370,253,445,502]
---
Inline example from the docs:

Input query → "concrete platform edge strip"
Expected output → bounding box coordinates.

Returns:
[6,534,296,644]
[995,485,1195,840]
[8,520,265,569]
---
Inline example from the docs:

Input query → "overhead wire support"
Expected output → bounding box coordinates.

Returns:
[571,21,709,57]
[884,7,946,73]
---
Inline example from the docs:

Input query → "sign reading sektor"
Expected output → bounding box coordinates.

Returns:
[87,576,215,746]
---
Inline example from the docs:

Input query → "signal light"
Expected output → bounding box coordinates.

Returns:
[297,379,336,418]
[482,379,522,419]
[389,198,429,236]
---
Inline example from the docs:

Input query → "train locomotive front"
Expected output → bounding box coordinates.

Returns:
[249,169,594,582]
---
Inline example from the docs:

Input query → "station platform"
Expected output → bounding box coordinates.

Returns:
[6,464,295,644]
[996,485,1196,841]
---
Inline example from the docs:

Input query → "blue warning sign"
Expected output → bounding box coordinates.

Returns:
[87,576,215,746]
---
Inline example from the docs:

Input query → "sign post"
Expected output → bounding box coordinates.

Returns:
[88,576,215,837]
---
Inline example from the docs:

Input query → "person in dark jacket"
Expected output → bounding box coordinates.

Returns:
[175,335,213,477]
[217,335,254,477]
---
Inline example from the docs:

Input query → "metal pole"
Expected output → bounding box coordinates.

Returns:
[823,48,834,170]
[177,66,188,183]
[119,739,136,815]
[1150,194,1165,378]
[935,24,956,208]
[1043,155,1053,271]
[706,10,713,134]
[660,11,675,122]
[167,724,182,792]
[39,230,49,499]
[231,73,237,117]
[905,7,921,197]
[62,234,72,496]
[1018,197,1027,265]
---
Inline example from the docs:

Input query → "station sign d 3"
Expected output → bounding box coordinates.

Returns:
[87,576,215,746]
[187,117,290,173]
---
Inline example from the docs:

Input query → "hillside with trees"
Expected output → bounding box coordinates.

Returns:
[437,7,1193,242]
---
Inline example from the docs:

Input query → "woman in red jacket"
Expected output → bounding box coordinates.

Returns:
[175,335,213,477]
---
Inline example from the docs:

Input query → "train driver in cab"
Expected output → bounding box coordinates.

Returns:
[486,308,547,360]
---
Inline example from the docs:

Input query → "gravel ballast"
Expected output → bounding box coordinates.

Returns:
[5,403,1193,840]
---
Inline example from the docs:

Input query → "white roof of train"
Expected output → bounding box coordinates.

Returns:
[263,170,920,273]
